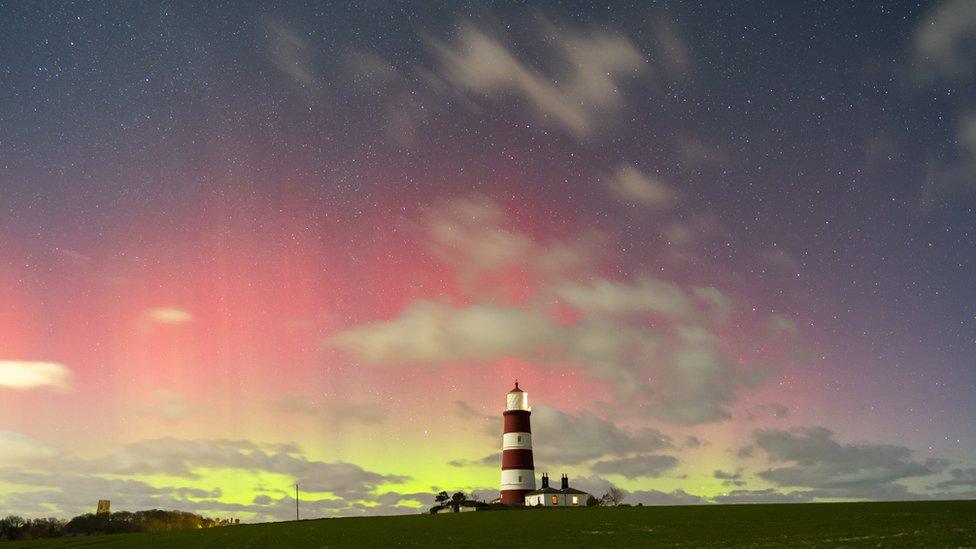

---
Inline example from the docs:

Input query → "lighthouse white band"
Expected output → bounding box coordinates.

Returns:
[506,392,529,411]
[500,469,536,490]
[502,432,532,450]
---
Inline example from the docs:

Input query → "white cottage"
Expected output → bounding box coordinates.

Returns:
[524,474,590,507]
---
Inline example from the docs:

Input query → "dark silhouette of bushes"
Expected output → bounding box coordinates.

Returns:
[0,516,66,541]
[0,510,232,541]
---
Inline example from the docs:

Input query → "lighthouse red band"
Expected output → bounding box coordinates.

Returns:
[500,381,535,505]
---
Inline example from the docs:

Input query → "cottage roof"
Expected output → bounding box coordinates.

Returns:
[525,486,562,496]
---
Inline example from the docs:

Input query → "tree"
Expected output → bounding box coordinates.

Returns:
[585,495,600,507]
[600,484,625,506]
[450,492,467,512]
[434,491,449,504]
[0,516,27,541]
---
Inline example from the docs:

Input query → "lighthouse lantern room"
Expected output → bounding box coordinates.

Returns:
[500,381,536,505]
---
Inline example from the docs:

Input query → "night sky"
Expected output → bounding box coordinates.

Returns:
[1,0,975,520]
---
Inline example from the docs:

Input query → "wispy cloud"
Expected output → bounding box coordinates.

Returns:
[591,454,679,479]
[607,166,675,209]
[276,395,390,426]
[428,19,646,137]
[132,389,197,421]
[265,21,319,90]
[912,0,976,81]
[0,361,72,392]
[0,430,60,464]
[329,197,793,425]
[147,307,196,324]
[912,1,976,205]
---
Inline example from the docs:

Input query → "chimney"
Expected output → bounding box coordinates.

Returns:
[561,474,569,490]
[541,473,549,488]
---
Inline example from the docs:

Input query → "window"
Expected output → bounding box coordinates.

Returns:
[517,435,522,442]
[572,496,579,505]
[518,475,522,482]
[551,495,559,505]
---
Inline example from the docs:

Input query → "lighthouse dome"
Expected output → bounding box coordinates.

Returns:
[506,381,529,411]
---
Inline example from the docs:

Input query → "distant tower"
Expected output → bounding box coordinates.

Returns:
[500,381,535,505]
[96,500,110,515]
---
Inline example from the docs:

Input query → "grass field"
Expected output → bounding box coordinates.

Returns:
[6,500,976,548]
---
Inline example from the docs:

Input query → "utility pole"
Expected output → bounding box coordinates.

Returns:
[296,484,300,521]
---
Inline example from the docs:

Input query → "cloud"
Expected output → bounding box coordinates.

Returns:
[0,461,425,521]
[767,314,798,337]
[769,404,790,418]
[335,403,389,425]
[920,111,976,205]
[346,51,399,89]
[73,438,408,498]
[420,196,605,291]
[330,198,790,425]
[452,400,496,437]
[676,135,728,167]
[930,468,976,490]
[458,404,671,467]
[659,212,728,265]
[448,453,500,468]
[911,2,976,204]
[331,300,564,366]
[691,286,733,324]
[760,246,800,274]
[136,389,196,421]
[712,488,814,504]
[345,51,430,147]
[653,343,744,425]
[531,406,672,465]
[277,395,390,425]
[0,360,72,392]
[330,298,763,424]
[713,469,746,487]
[629,488,702,505]
[753,427,947,499]
[265,21,319,90]
[553,278,696,319]
[607,166,675,209]
[912,0,976,81]
[744,403,790,421]
[569,474,702,505]
[147,307,195,324]
[428,19,645,137]
[0,436,415,520]
[0,431,60,464]
[590,454,678,479]
[651,17,692,78]
[0,470,226,518]
[351,14,692,144]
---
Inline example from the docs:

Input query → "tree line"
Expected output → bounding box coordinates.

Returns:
[0,510,235,541]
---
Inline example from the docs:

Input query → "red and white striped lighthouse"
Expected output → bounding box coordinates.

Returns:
[500,381,535,505]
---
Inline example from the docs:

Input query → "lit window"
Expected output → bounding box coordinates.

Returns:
[551,495,558,505]
[572,496,579,505]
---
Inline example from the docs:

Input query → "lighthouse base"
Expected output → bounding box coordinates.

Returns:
[500,489,532,505]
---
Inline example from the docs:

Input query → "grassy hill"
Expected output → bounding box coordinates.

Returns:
[7,500,976,548]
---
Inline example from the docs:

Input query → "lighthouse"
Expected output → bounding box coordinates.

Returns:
[500,381,536,505]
